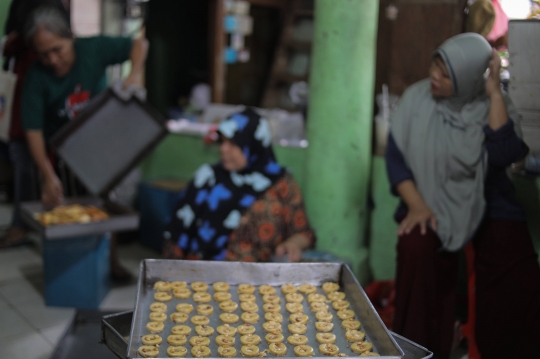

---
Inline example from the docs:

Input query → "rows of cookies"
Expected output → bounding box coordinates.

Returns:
[137,280,380,358]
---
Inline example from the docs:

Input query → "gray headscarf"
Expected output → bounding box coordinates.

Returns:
[390,33,520,251]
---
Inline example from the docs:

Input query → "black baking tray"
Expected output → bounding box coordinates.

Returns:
[50,88,168,198]
[51,309,121,359]
[20,197,138,240]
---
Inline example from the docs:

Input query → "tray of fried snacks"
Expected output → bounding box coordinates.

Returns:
[20,197,138,240]
[127,260,404,359]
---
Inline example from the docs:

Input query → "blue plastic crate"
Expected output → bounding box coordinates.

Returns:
[43,234,110,308]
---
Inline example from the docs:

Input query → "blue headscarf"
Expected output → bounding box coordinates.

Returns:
[164,108,287,260]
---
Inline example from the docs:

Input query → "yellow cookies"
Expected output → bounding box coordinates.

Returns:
[327,291,346,302]
[240,334,261,345]
[332,300,350,310]
[167,345,188,358]
[167,334,187,346]
[149,311,167,322]
[342,319,361,330]
[196,304,214,315]
[298,284,317,294]
[146,321,164,333]
[269,342,288,356]
[315,311,333,322]
[259,284,276,295]
[265,312,283,323]
[219,300,238,313]
[138,345,159,358]
[239,294,256,302]
[288,323,307,334]
[351,341,373,354]
[237,284,255,294]
[191,315,210,325]
[154,292,173,302]
[286,303,304,313]
[289,313,309,325]
[213,281,230,292]
[316,332,336,344]
[216,334,236,346]
[314,322,334,332]
[286,293,304,303]
[345,330,366,342]
[265,332,285,343]
[281,283,297,294]
[170,312,189,323]
[241,312,259,324]
[175,303,194,314]
[240,344,260,357]
[150,302,167,313]
[171,281,188,290]
[310,302,328,312]
[220,313,239,324]
[287,334,308,345]
[293,344,314,357]
[262,294,281,304]
[171,325,192,336]
[240,302,259,312]
[191,281,209,292]
[322,282,340,293]
[214,292,232,302]
[193,292,212,303]
[154,281,171,292]
[191,345,211,358]
[337,309,355,320]
[217,324,237,336]
[238,323,256,335]
[189,336,211,347]
[307,293,326,303]
[173,288,191,299]
[142,334,162,345]
[195,324,215,336]
[217,346,237,358]
[263,303,281,313]
[262,320,282,333]
[319,343,339,355]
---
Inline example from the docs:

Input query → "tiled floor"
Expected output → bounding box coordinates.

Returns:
[0,202,158,359]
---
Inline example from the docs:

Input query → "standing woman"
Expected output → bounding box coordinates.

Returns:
[21,5,149,280]
[386,33,540,358]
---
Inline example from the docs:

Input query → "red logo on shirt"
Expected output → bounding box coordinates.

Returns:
[59,85,90,119]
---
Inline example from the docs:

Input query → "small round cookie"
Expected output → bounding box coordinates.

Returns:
[310,302,328,312]
[332,300,351,311]
[269,342,288,356]
[171,281,188,290]
[240,334,261,345]
[171,325,192,336]
[191,315,210,325]
[195,324,215,337]
[241,312,259,324]
[262,320,282,333]
[286,293,304,303]
[297,284,317,294]
[315,332,336,344]
[219,300,238,313]
[289,313,309,325]
[173,288,191,299]
[217,346,237,358]
[351,341,373,354]
[360,351,380,357]
[189,336,211,347]
[286,303,304,313]
[167,334,188,346]
[238,293,256,302]
[263,303,281,313]
[138,345,159,358]
[319,343,339,356]
[142,334,163,345]
[170,312,189,323]
[191,345,211,358]
[307,293,326,303]
[345,330,366,342]
[216,334,236,346]
[265,312,283,323]
[176,303,194,314]
[217,324,237,336]
[314,322,334,332]
[154,281,172,292]
[281,283,297,294]
[213,281,230,292]
[220,313,240,324]
[237,323,256,335]
[150,302,167,313]
[149,311,167,322]
[167,345,188,358]
[287,334,308,345]
[259,284,277,295]
[193,292,212,303]
[214,292,232,302]
[322,282,340,293]
[146,321,165,333]
[293,344,314,357]
[327,291,346,302]
[197,304,214,315]
[240,344,260,358]
[336,309,355,320]
[288,323,307,334]
[218,346,236,358]
[240,301,259,312]
[237,284,256,294]
[262,294,281,304]
[265,332,285,343]
[341,319,361,330]
[154,292,173,302]
[315,311,333,323]
[191,281,209,292]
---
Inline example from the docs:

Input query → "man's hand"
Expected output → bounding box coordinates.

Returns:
[42,174,63,207]
[486,49,502,99]
[397,202,437,236]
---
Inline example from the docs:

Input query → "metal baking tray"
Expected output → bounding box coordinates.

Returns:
[50,87,168,197]
[102,311,432,359]
[127,260,405,358]
[20,197,138,240]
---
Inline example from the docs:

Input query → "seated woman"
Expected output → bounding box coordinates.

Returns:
[162,108,315,262]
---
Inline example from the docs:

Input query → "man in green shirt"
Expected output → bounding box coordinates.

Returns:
[22,5,148,206]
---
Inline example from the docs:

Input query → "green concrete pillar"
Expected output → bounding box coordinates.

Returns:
[305,0,379,284]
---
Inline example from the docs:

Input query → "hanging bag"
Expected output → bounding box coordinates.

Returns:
[0,36,18,142]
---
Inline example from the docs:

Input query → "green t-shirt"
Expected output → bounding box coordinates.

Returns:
[22,36,133,141]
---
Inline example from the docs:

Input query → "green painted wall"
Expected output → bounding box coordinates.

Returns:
[0,0,11,38]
